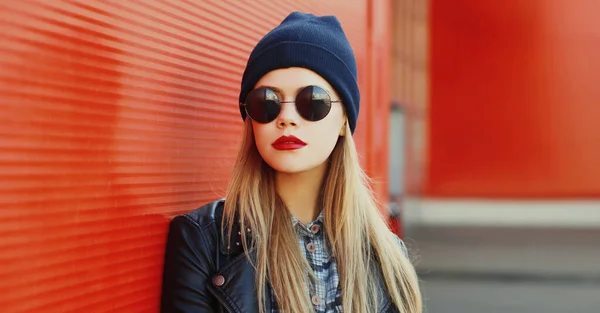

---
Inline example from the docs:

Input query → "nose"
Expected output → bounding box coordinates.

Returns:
[275,101,299,128]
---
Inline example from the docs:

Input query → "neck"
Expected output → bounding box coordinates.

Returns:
[275,162,327,225]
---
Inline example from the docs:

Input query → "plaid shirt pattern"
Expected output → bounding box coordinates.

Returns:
[271,211,341,313]
[269,212,409,312]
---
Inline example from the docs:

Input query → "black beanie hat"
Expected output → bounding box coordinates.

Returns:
[239,12,360,134]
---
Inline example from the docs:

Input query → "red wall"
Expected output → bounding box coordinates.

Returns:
[427,0,600,198]
[0,1,390,312]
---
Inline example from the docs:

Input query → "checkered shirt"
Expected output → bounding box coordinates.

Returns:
[269,212,409,312]
[270,211,341,313]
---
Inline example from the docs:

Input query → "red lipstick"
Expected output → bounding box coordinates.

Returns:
[272,135,307,151]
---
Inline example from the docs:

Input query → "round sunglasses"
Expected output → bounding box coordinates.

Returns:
[240,85,342,124]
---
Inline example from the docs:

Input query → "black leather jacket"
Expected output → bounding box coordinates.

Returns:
[160,200,399,312]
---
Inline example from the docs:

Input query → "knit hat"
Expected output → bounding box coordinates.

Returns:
[239,12,360,134]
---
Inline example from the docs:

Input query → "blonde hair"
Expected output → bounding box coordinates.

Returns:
[223,119,422,313]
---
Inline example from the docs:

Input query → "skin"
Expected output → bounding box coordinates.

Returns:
[251,67,346,225]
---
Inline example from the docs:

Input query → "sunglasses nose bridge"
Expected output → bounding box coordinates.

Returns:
[276,100,302,126]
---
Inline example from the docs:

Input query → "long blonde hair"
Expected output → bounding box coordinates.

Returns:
[223,119,422,313]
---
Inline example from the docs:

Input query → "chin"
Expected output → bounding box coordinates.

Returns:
[262,158,313,174]
[267,163,307,174]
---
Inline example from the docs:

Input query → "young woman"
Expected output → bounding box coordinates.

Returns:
[161,12,422,313]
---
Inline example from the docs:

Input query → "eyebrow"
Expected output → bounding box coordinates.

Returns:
[255,85,333,95]
[254,85,305,94]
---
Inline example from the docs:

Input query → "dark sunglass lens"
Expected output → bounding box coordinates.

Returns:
[245,88,280,123]
[296,86,332,121]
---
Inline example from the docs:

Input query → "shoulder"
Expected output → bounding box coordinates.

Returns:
[177,198,225,229]
[165,199,226,258]
[392,234,409,258]
[173,198,249,257]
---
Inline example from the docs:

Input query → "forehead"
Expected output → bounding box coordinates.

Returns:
[254,67,337,95]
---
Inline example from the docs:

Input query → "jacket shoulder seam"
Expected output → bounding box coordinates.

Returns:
[179,213,218,231]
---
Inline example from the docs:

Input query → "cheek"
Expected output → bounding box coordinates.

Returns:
[309,134,338,166]
[252,123,273,155]
[306,109,344,156]
[323,105,345,137]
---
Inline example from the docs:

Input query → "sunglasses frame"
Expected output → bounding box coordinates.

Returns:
[240,85,342,124]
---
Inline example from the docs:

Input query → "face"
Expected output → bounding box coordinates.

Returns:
[249,67,346,174]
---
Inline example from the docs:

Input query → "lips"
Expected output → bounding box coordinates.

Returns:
[271,135,307,151]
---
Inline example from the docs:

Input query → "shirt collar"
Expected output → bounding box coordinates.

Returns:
[291,210,325,227]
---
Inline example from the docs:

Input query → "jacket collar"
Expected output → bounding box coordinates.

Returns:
[208,203,273,312]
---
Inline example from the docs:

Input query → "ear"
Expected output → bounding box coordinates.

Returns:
[339,121,347,137]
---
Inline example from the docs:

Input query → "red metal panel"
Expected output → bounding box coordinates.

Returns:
[0,1,373,312]
[428,0,600,198]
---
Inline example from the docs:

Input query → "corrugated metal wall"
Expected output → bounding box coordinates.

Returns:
[0,1,391,312]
